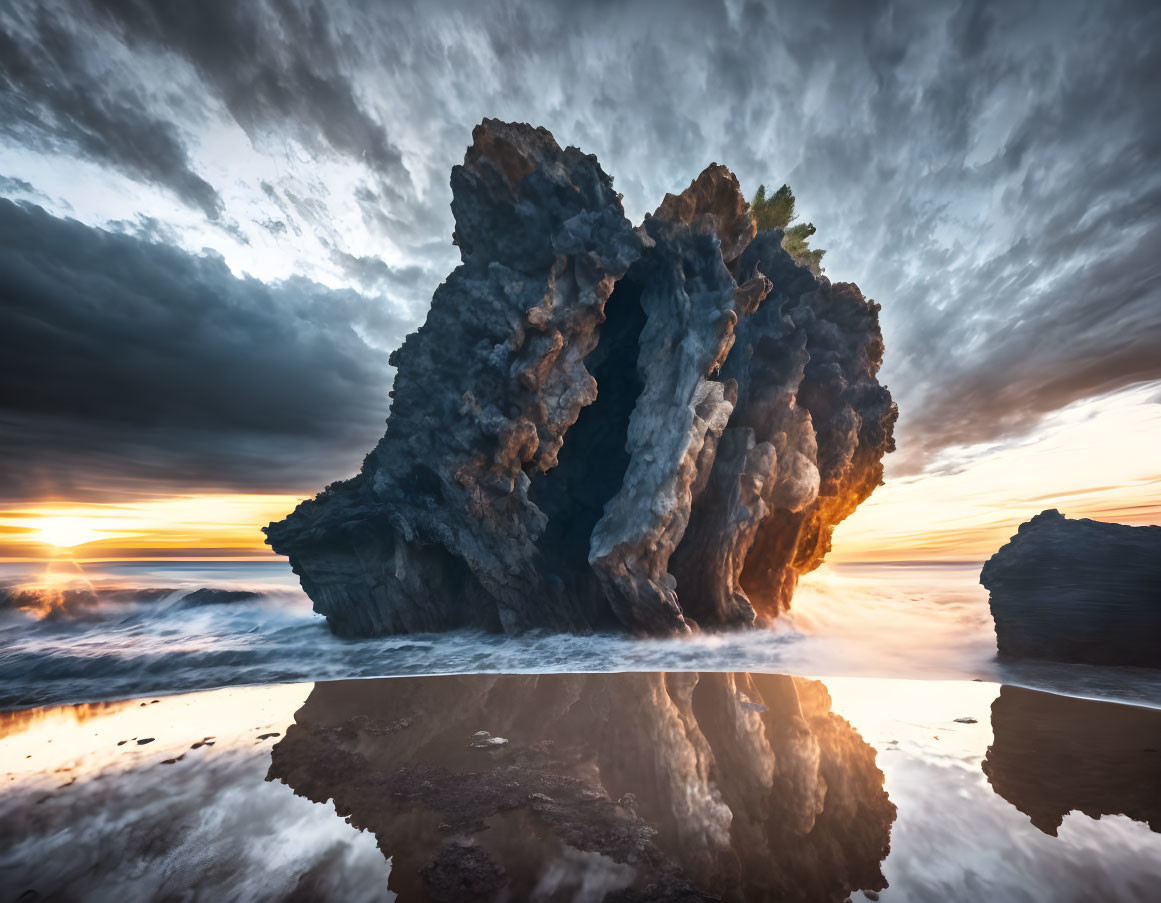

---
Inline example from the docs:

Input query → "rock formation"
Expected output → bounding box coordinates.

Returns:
[265,119,896,637]
[267,672,896,901]
[980,510,1161,667]
[982,685,1161,835]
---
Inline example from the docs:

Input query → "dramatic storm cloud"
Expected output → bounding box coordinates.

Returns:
[0,199,404,500]
[0,0,1158,500]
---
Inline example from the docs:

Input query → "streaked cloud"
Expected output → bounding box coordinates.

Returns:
[0,0,1158,522]
[0,199,406,501]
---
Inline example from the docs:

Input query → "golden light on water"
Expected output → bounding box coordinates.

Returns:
[0,683,312,782]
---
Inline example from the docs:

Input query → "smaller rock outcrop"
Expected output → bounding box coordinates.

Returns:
[179,588,262,606]
[980,510,1161,667]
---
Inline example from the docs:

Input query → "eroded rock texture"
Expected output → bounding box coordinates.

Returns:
[980,510,1161,666]
[265,119,896,636]
[267,672,896,902]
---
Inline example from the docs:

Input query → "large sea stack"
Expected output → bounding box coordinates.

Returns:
[981,509,1161,667]
[265,120,896,637]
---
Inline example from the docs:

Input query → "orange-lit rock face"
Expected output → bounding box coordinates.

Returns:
[268,672,895,902]
[265,119,895,637]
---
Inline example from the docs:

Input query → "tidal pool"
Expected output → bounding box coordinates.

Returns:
[2,673,1159,901]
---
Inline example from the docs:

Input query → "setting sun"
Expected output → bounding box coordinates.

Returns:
[33,517,107,549]
[0,495,303,560]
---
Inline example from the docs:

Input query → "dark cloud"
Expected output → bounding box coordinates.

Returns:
[0,0,1158,485]
[0,6,223,219]
[0,174,46,201]
[90,0,410,193]
[0,199,405,501]
[329,249,428,294]
[890,188,1161,471]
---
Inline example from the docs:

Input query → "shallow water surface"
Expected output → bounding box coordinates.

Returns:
[2,673,1159,901]
[3,559,1159,710]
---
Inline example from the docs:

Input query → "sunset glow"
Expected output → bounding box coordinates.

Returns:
[1,384,1158,563]
[830,383,1161,562]
[0,494,303,560]
[33,517,114,549]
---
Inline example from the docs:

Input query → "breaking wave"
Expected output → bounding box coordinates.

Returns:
[1,560,1158,710]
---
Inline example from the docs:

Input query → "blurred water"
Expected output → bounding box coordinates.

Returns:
[3,675,1159,902]
[1,559,1158,709]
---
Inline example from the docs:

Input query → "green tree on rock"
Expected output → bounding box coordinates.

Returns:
[749,183,825,275]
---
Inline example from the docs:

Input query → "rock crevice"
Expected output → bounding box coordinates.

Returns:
[266,119,896,637]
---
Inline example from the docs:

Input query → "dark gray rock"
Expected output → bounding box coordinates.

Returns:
[980,509,1161,667]
[179,588,262,606]
[265,119,896,637]
[670,232,896,625]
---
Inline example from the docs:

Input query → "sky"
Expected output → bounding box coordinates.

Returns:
[0,0,1159,561]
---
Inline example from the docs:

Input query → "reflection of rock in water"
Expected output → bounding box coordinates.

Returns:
[267,672,895,901]
[983,685,1161,835]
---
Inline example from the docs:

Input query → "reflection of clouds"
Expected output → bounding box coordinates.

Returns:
[1,746,388,901]
[0,682,390,901]
[832,678,1161,902]
[884,756,1161,902]
[2,677,1160,901]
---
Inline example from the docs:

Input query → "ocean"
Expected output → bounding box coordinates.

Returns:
[2,558,1158,711]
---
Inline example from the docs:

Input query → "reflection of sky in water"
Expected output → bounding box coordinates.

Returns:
[0,683,390,901]
[2,677,1159,901]
[827,677,1161,902]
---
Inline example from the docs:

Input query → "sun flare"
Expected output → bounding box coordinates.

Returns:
[34,517,107,549]
[0,495,302,560]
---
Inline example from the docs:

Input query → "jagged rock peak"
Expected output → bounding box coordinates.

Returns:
[265,119,897,638]
[652,163,756,262]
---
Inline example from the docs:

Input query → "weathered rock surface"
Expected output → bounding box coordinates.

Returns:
[265,119,896,637]
[980,510,1161,666]
[267,672,896,902]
